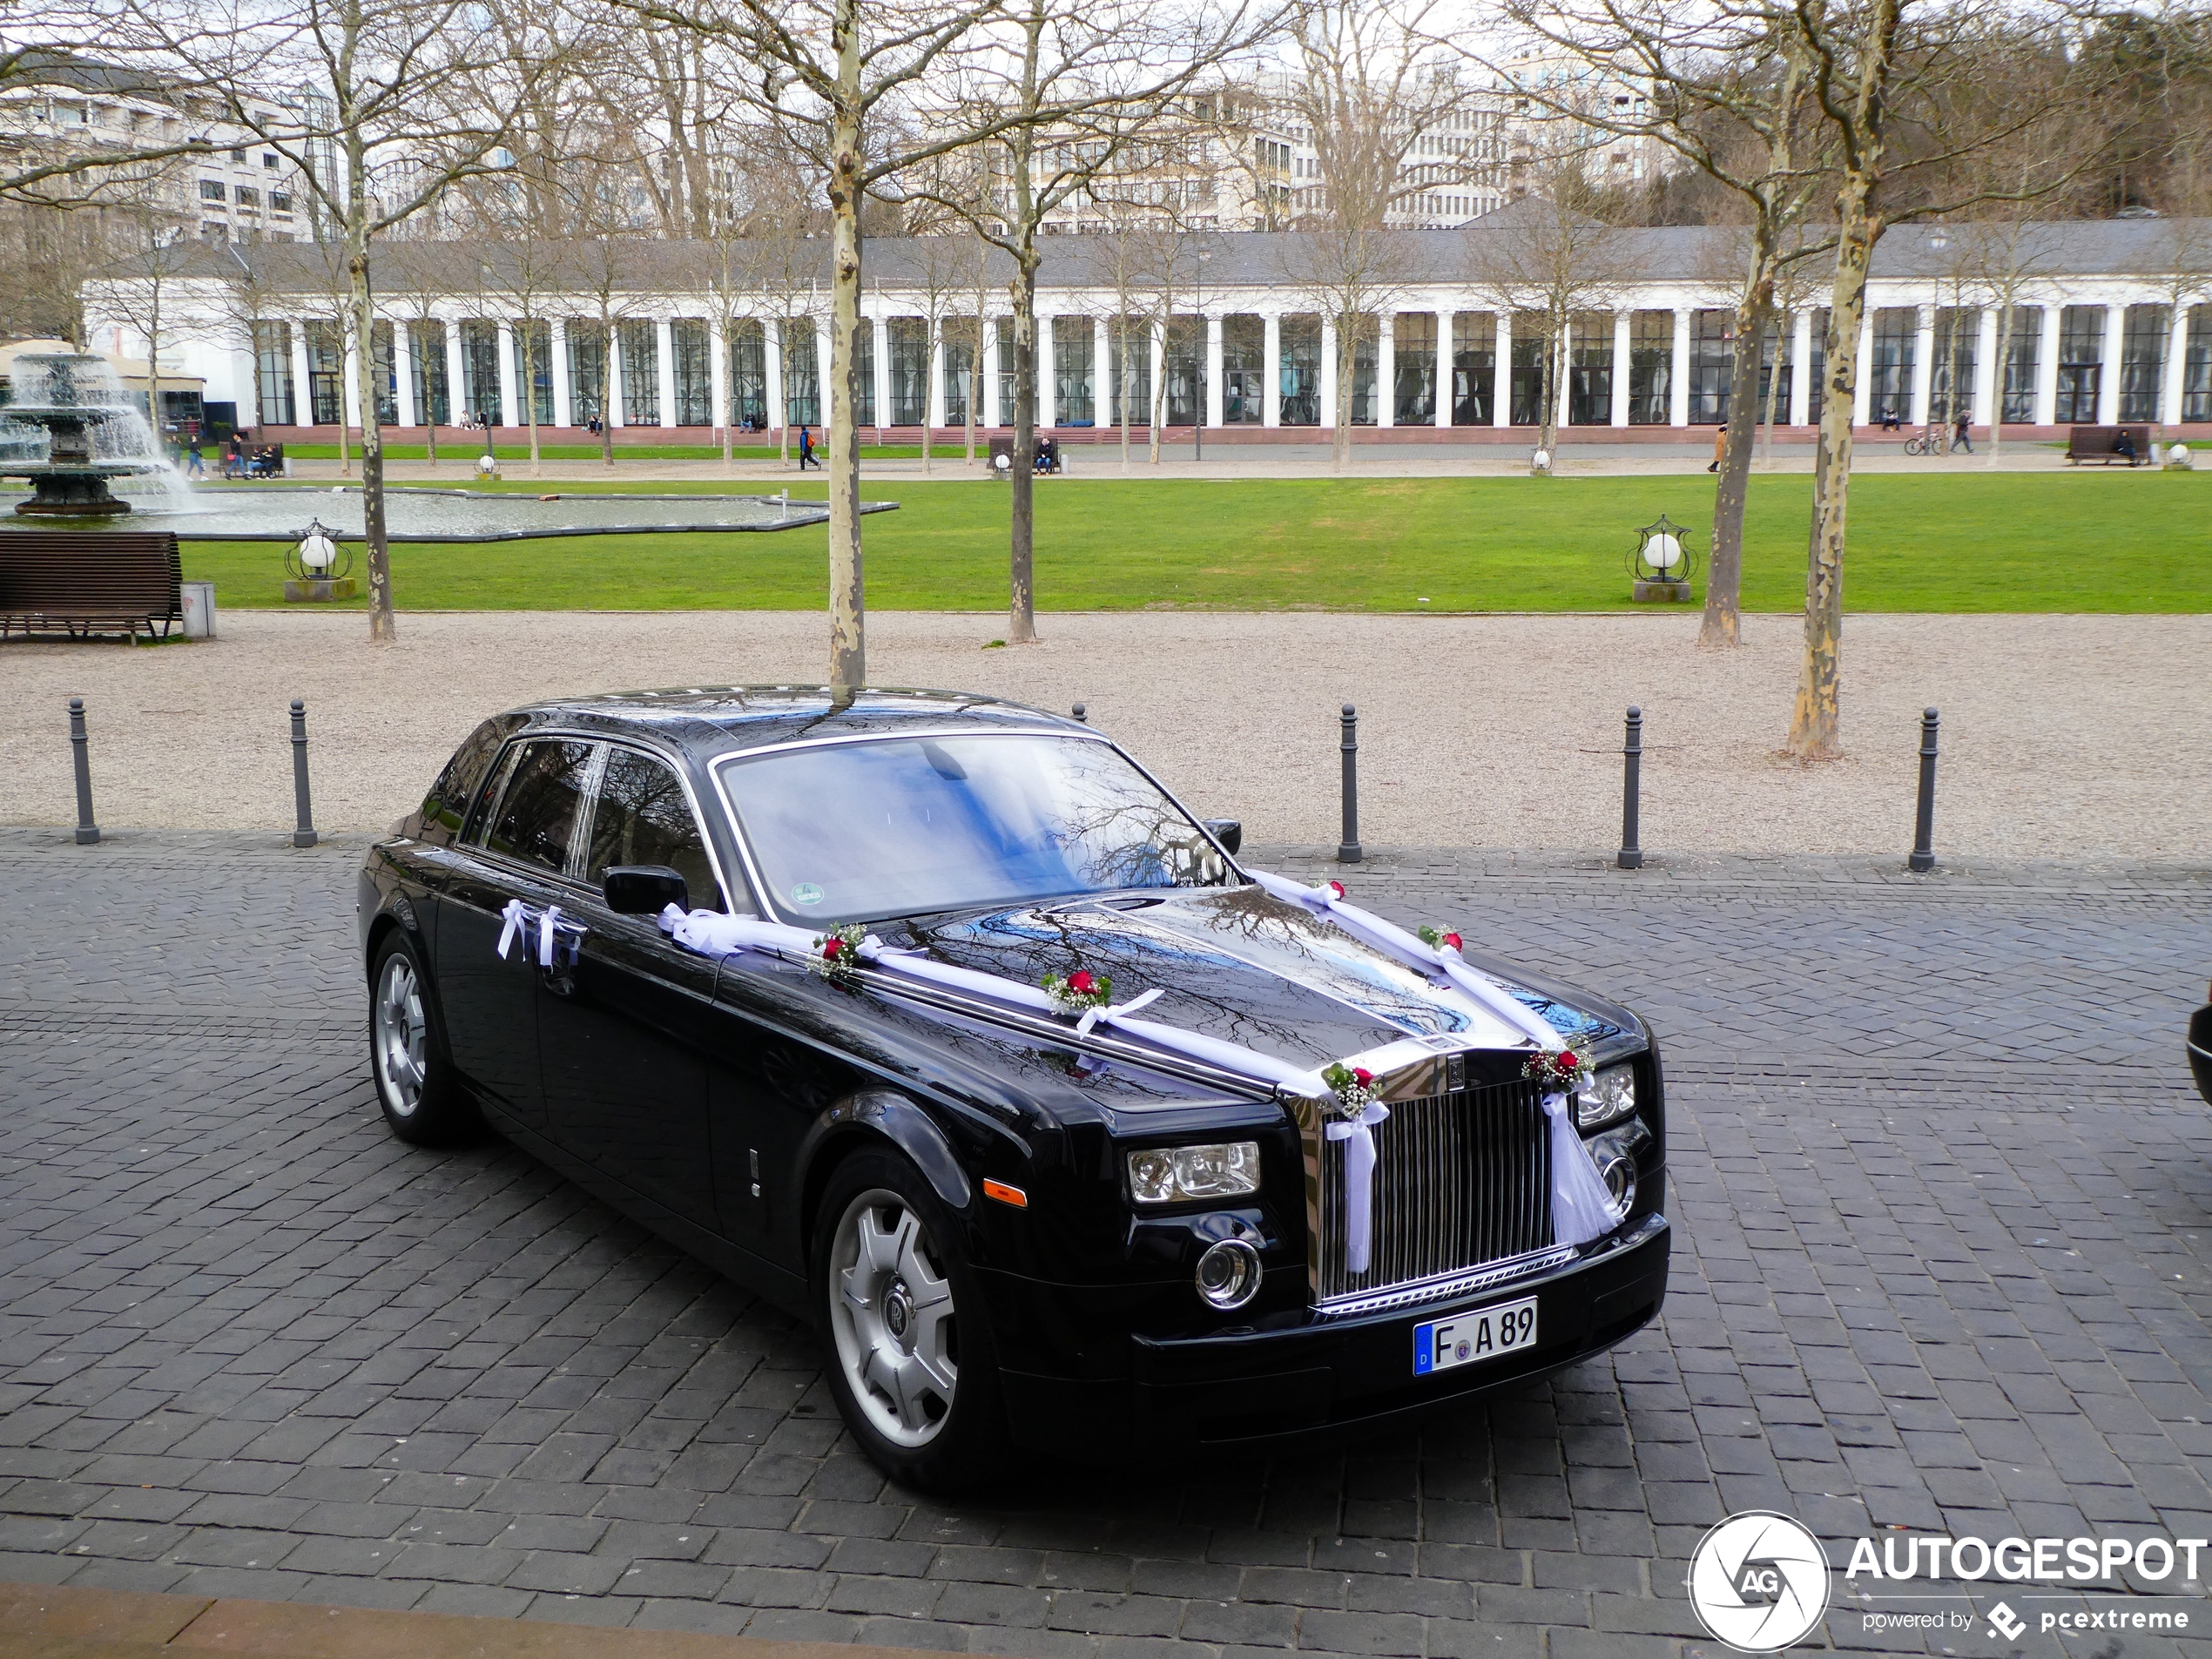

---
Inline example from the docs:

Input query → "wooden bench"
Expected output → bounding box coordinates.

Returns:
[2066,425,2152,466]
[0,529,185,641]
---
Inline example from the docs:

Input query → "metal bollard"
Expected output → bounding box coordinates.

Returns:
[1337,704,1362,864]
[1072,702,1087,725]
[1909,706,1939,873]
[68,698,98,845]
[290,698,318,848]
[1617,705,1643,870]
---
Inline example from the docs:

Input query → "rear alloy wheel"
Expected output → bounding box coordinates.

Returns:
[368,932,476,1145]
[814,1149,1006,1490]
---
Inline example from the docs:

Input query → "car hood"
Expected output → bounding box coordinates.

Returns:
[906,885,1629,1079]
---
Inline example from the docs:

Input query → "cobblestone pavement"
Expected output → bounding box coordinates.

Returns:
[3,832,2210,1657]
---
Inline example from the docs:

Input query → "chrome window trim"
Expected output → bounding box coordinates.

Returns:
[707,726,1244,927]
[465,733,603,887]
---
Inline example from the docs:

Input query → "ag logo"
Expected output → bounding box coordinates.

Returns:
[1687,1511,1831,1652]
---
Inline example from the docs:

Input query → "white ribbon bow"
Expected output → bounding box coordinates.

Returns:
[1541,1090,1622,1246]
[537,905,562,968]
[496,898,530,961]
[1325,1102,1391,1275]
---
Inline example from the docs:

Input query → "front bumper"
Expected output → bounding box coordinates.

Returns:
[997,1213,1669,1453]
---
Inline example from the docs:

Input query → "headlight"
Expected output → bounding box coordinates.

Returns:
[1577,1062,1637,1130]
[1127,1142,1261,1204]
[1586,1120,1652,1220]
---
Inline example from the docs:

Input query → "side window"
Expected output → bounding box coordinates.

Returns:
[416,718,508,846]
[482,739,597,874]
[585,747,729,913]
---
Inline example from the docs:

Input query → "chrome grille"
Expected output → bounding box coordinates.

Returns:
[1316,1079,1554,1306]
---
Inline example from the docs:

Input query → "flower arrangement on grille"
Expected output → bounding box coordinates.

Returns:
[1521,1048,1589,1100]
[812,925,868,984]
[1322,1062,1380,1118]
[1042,968,1112,1016]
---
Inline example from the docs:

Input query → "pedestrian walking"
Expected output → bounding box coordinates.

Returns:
[1951,409,1973,454]
[185,437,205,478]
[799,423,820,470]
[1708,428,1724,473]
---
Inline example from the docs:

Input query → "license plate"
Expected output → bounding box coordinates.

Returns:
[1414,1297,1539,1375]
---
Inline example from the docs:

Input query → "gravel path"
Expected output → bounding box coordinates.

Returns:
[2,610,2205,859]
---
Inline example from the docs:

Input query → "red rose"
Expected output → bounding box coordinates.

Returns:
[1559,1051,1579,1069]
[1327,880,1345,899]
[1068,970,1097,995]
[821,936,844,960]
[1352,1067,1374,1085]
[1442,931,1463,951]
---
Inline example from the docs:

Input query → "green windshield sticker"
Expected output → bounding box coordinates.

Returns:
[792,882,826,906]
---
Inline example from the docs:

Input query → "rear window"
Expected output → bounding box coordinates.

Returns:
[415,718,508,846]
[479,738,597,874]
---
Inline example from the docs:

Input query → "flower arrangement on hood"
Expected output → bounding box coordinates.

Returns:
[1322,1061,1380,1116]
[812,925,868,983]
[1416,924,1464,953]
[1521,1048,1588,1100]
[1042,967,1113,1015]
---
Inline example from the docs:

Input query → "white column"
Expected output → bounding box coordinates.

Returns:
[1149,318,1164,428]
[814,320,833,435]
[873,316,893,432]
[1037,313,1057,431]
[1318,318,1338,429]
[441,319,462,433]
[1972,307,1999,427]
[1851,313,1875,428]
[393,322,416,429]
[927,334,947,433]
[2033,306,2060,427]
[1093,316,1110,427]
[1204,314,1224,428]
[550,319,572,429]
[292,326,314,428]
[707,320,726,438]
[1909,303,1936,427]
[983,318,1002,428]
[763,322,782,433]
[1262,314,1281,427]
[607,323,625,428]
[2163,305,2190,428]
[655,317,677,428]
[1668,307,1690,427]
[1610,311,1631,428]
[1790,310,1813,428]
[2096,302,2123,425]
[1435,311,1453,428]
[494,322,517,427]
[1377,314,1396,428]
[341,338,361,432]
[1492,312,1511,428]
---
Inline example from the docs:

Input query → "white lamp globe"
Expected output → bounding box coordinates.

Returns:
[1648,532,1683,571]
[298,528,336,574]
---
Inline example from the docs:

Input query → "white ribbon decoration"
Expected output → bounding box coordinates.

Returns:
[1543,1090,1622,1245]
[537,905,562,968]
[1325,1103,1390,1274]
[496,898,530,961]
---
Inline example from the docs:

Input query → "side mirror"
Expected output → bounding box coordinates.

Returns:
[604,865,689,915]
[1202,819,1243,856]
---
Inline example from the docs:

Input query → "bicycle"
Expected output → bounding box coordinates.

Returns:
[1900,426,1944,456]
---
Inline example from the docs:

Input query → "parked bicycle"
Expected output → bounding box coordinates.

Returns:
[1900,426,1946,456]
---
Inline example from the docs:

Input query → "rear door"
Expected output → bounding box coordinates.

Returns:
[432,735,598,1128]
[535,743,732,1231]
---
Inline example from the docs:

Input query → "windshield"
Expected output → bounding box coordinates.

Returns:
[718,732,1236,923]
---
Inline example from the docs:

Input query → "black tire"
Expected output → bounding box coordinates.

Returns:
[368,930,479,1146]
[812,1146,1008,1493]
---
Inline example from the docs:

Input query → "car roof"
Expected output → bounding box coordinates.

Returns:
[502,685,1089,762]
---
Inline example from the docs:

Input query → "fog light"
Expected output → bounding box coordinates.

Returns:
[1586,1120,1651,1221]
[1195,1237,1261,1309]
[1129,1142,1260,1204]
[1578,1062,1636,1130]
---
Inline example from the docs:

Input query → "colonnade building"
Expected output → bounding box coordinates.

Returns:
[85,219,2212,444]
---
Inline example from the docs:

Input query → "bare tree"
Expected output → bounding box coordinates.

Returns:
[80,188,201,458]
[890,230,981,474]
[380,237,460,465]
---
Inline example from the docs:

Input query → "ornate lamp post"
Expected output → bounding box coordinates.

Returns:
[1629,513,1696,604]
[285,517,359,603]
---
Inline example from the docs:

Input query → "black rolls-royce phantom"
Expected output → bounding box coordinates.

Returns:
[360,687,1669,1489]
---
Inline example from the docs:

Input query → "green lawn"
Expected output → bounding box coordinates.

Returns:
[179,471,2212,612]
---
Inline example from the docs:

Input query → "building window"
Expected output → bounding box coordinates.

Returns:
[460,320,502,425]
[1998,307,2038,424]
[263,152,278,168]
[2183,306,2210,424]
[778,319,817,427]
[406,320,448,427]
[252,320,294,426]
[619,319,659,426]
[1162,315,1203,426]
[671,318,711,426]
[2054,304,2103,424]
[727,320,765,428]
[1868,307,1917,426]
[516,320,552,425]
[1278,314,1321,426]
[2117,303,2170,422]
[887,318,929,426]
[230,146,246,161]
[1568,312,1612,425]
[199,179,226,201]
[1688,309,1733,425]
[1222,314,1264,423]
[1107,317,1148,428]
[1509,311,1549,427]
[566,320,606,424]
[1625,311,1671,424]
[943,316,981,428]
[991,317,1021,428]
[306,319,345,426]
[1451,312,1494,425]
[850,317,876,428]
[270,192,291,213]
[1051,314,1095,427]
[1929,307,1978,422]
[1393,311,1436,424]
[369,319,398,426]
[235,186,260,209]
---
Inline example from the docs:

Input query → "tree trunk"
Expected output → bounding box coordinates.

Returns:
[1787,196,1876,759]
[424,342,438,466]
[1703,280,1772,647]
[1332,320,1353,472]
[824,0,867,693]
[1759,312,1783,469]
[923,322,935,475]
[1120,320,1132,474]
[965,326,978,464]
[1149,315,1166,466]
[601,314,615,467]
[1008,249,1039,644]
[1989,300,2010,462]
[1536,310,1561,469]
[349,211,395,645]
[524,327,542,477]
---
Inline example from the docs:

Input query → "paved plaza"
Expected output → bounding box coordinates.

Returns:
[2,830,2209,1656]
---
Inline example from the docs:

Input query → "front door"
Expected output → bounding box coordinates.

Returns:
[433,735,598,1127]
[536,744,728,1232]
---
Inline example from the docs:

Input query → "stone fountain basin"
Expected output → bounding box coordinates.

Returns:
[0,461,172,477]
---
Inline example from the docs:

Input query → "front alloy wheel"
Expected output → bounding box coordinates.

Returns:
[828,1189,959,1447]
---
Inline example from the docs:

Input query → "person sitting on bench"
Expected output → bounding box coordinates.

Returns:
[2114,430,2138,463]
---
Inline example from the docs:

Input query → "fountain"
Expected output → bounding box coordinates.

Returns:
[0,352,170,516]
